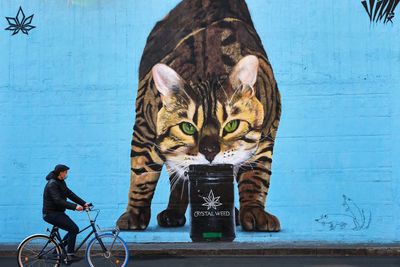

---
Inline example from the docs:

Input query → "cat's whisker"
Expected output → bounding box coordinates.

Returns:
[170,175,178,187]
[169,172,180,192]
[240,159,269,169]
[180,178,187,199]
[142,140,187,155]
[259,135,275,142]
[172,172,185,192]
[242,159,265,165]
[217,79,230,100]
[145,141,181,154]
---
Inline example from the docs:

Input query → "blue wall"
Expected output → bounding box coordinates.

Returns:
[1,0,399,243]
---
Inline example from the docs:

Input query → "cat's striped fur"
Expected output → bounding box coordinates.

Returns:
[117,0,281,231]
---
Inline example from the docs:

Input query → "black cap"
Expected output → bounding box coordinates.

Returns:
[54,164,70,176]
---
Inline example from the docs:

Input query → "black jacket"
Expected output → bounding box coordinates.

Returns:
[42,171,86,214]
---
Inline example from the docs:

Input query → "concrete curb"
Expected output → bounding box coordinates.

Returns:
[3,242,400,257]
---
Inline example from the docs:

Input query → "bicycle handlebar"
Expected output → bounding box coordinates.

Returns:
[82,204,100,222]
[76,203,94,212]
[84,203,94,211]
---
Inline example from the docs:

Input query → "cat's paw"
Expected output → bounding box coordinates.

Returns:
[240,206,280,232]
[116,207,150,230]
[157,209,186,227]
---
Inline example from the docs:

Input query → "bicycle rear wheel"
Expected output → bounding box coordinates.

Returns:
[17,234,61,267]
[86,233,129,267]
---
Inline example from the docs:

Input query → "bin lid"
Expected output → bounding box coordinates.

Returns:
[187,164,234,180]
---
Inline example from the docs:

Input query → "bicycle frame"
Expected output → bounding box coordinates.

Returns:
[47,209,109,258]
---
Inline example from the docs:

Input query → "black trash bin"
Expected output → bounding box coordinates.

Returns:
[187,164,236,242]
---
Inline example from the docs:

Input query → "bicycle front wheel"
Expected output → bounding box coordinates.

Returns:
[17,234,61,267]
[86,233,129,267]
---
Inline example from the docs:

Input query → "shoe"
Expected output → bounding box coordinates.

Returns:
[66,254,82,262]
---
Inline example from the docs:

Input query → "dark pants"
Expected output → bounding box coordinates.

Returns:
[43,212,79,254]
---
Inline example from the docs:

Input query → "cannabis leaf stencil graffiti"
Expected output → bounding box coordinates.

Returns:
[202,190,223,210]
[5,7,35,35]
[315,195,371,231]
[362,0,400,24]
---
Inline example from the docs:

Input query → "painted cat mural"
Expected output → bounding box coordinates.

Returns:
[117,0,281,232]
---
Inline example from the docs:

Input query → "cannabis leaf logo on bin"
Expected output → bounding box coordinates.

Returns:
[202,190,223,210]
[5,6,35,35]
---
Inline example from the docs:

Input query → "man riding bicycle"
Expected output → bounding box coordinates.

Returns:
[42,164,90,262]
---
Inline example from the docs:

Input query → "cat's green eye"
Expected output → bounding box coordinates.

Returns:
[180,122,197,135]
[224,120,240,134]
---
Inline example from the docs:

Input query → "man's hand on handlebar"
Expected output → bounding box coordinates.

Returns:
[76,203,93,211]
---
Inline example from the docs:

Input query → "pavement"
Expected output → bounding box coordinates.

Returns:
[3,255,400,267]
[3,242,400,257]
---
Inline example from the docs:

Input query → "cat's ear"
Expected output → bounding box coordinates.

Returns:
[152,63,186,105]
[229,55,259,97]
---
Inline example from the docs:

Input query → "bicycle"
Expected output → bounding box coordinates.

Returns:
[17,205,129,266]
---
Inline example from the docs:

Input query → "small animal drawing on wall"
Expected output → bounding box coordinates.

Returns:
[315,195,371,231]
[117,0,281,232]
